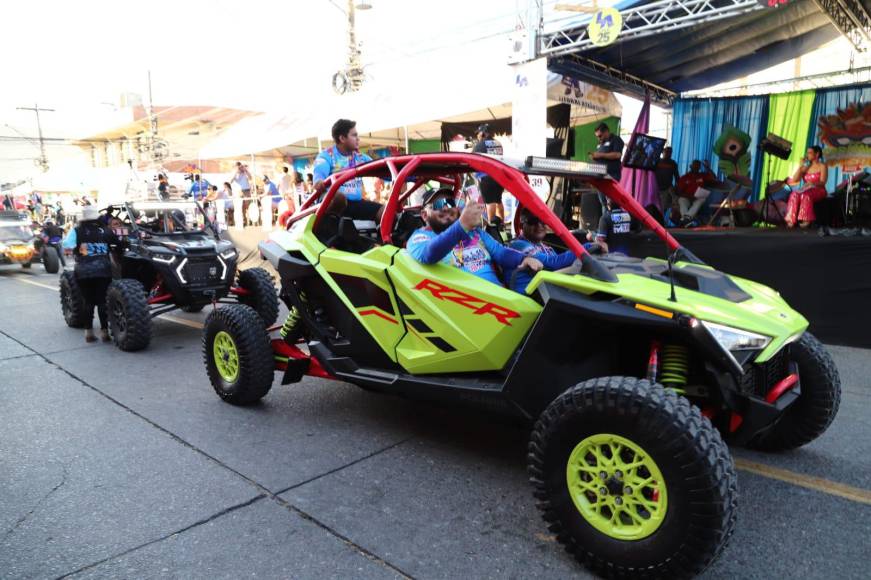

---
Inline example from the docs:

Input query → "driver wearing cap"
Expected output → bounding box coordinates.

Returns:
[407,188,570,289]
[507,208,594,293]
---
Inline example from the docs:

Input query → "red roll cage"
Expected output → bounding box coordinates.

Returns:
[290,152,681,256]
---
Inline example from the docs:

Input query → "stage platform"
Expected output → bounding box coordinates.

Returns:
[626,228,871,348]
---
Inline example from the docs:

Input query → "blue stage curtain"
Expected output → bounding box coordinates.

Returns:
[671,96,769,200]
[807,83,871,192]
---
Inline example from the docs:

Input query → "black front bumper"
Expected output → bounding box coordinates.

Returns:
[155,255,237,306]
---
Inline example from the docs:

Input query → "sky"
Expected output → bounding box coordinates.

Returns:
[2,0,543,181]
[1,0,860,183]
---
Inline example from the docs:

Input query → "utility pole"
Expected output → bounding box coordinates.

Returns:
[331,1,371,94]
[347,0,363,92]
[16,104,54,173]
[144,70,167,164]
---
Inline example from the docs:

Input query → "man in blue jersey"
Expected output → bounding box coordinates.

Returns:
[507,208,599,294]
[312,118,383,221]
[187,174,211,201]
[407,188,576,290]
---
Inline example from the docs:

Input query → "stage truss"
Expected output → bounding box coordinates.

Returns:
[531,0,871,104]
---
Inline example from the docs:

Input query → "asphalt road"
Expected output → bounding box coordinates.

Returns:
[1,265,869,580]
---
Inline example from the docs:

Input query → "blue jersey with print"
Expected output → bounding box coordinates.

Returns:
[63,228,110,256]
[406,220,523,285]
[312,146,372,202]
[506,237,578,293]
[188,179,211,200]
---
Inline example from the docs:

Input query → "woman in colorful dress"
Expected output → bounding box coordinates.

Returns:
[784,146,828,228]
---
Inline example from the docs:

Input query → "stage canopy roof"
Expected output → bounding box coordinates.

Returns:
[541,0,869,104]
[198,68,621,160]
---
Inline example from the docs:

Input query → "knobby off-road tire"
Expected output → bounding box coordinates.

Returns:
[42,246,59,273]
[528,376,738,579]
[59,271,87,328]
[236,267,279,326]
[750,332,841,451]
[203,304,273,405]
[106,279,152,352]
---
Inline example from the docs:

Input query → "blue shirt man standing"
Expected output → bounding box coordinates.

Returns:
[263,176,280,207]
[312,118,382,221]
[188,174,211,201]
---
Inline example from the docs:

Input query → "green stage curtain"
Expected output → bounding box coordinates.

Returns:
[409,139,441,154]
[572,116,620,161]
[760,90,816,197]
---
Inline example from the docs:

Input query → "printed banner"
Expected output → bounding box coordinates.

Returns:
[818,102,871,169]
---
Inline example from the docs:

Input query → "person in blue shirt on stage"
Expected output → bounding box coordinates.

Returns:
[507,208,597,294]
[312,118,382,221]
[187,174,211,201]
[407,188,574,290]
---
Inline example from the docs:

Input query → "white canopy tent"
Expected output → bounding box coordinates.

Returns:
[198,43,621,161]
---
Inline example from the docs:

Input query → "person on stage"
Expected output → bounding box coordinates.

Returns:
[676,160,717,226]
[784,146,828,229]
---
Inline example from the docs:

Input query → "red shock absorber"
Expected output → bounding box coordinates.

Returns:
[646,340,660,383]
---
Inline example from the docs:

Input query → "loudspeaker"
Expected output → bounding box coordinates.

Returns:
[760,133,792,160]
[546,138,565,158]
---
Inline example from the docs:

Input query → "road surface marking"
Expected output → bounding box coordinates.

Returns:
[158,314,204,329]
[7,274,871,505]
[9,275,204,329]
[8,276,59,292]
[735,458,871,506]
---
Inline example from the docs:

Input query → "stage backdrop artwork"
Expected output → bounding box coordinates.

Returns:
[818,102,871,170]
[713,124,752,178]
[674,83,871,198]
[671,95,768,200]
[808,84,871,191]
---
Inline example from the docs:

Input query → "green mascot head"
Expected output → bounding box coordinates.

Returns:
[713,125,752,177]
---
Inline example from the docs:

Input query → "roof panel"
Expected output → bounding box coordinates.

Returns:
[546,0,842,97]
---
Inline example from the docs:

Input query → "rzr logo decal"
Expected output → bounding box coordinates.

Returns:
[414,279,520,326]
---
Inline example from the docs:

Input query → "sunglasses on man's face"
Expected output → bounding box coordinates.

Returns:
[429,197,457,211]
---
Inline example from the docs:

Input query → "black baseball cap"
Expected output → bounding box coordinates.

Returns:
[421,187,454,207]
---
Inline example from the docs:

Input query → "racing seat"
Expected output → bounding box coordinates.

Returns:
[393,206,424,248]
[315,216,377,254]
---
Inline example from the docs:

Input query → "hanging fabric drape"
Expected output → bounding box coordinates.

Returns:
[671,95,768,200]
[806,84,871,192]
[619,94,659,209]
[761,90,816,198]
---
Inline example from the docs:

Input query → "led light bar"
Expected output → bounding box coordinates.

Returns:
[524,156,609,176]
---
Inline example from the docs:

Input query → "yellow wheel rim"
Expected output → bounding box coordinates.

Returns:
[566,433,668,540]
[213,331,240,382]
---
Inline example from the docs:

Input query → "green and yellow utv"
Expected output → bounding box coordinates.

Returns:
[202,153,840,579]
